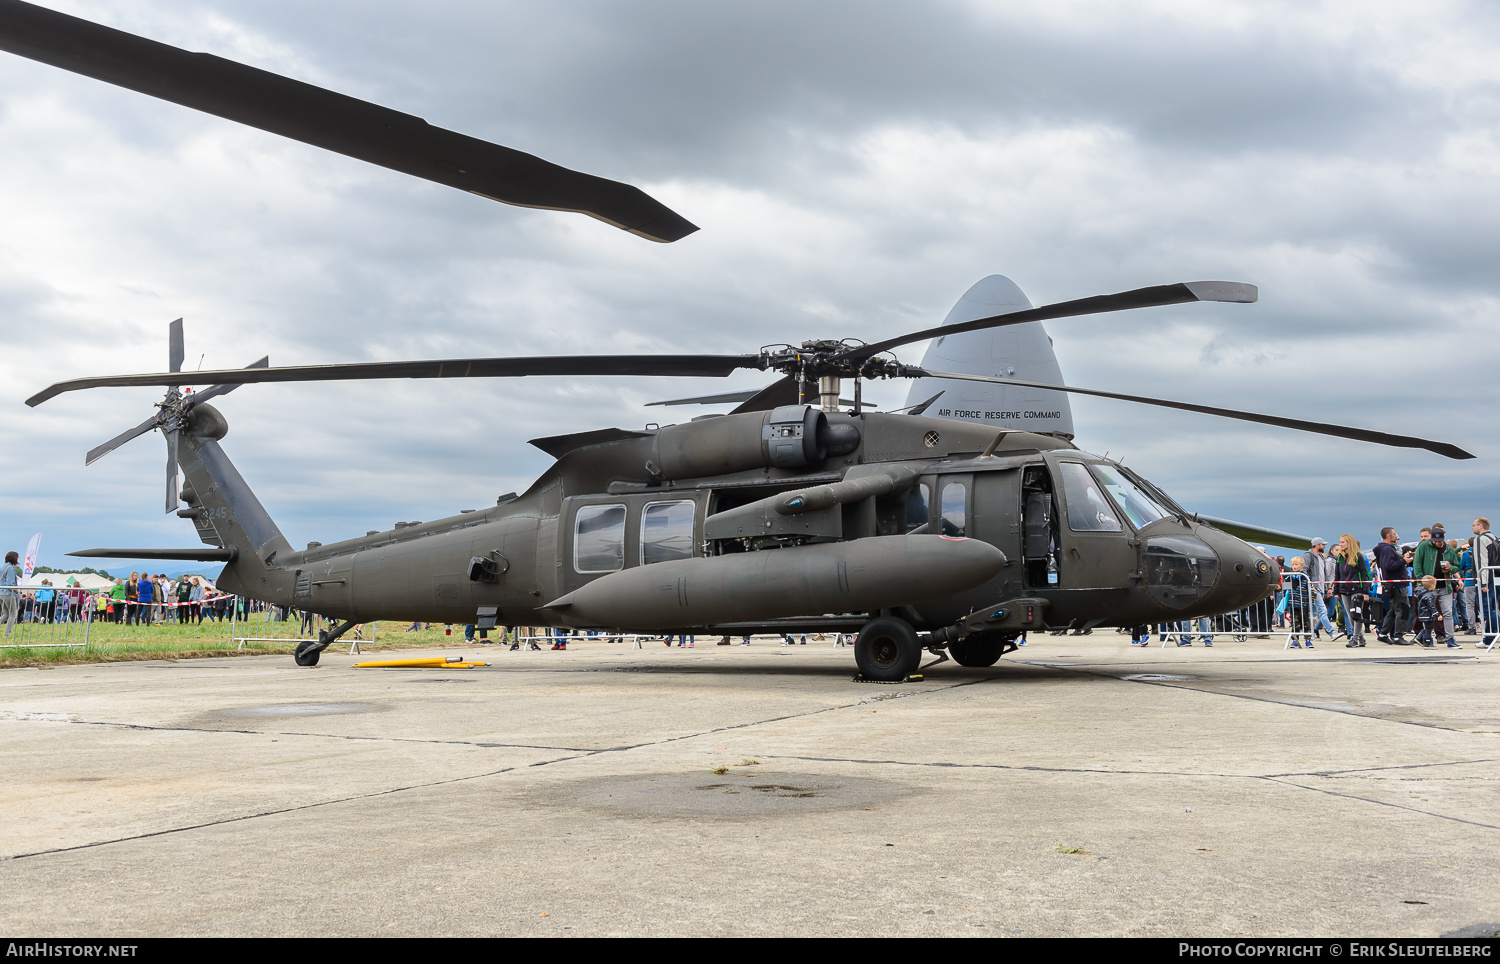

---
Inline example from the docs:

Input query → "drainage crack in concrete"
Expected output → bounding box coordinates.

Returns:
[536,676,993,761]
[1262,777,1500,831]
[759,752,1245,778]
[0,761,528,863]
[2,677,989,862]
[1270,757,1500,778]
[762,754,1500,833]
[13,716,597,752]
[1018,661,1485,734]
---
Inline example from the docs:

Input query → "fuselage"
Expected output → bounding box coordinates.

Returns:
[244,407,1278,634]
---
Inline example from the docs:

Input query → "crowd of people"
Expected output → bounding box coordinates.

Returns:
[1131,517,1498,650]
[6,518,1497,648]
[0,555,230,638]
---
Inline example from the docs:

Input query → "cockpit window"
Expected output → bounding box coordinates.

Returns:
[1090,464,1170,530]
[1059,462,1122,532]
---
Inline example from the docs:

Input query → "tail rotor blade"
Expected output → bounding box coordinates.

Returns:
[168,318,184,375]
[164,429,179,515]
[85,413,159,466]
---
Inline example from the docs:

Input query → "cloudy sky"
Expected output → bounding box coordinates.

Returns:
[1,0,1497,574]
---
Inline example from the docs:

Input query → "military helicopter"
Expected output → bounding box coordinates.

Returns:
[8,1,1477,680]
[29,298,1471,679]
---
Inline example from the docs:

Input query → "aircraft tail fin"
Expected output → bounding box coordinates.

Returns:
[174,404,294,600]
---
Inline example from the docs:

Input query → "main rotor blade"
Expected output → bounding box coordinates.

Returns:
[648,386,853,408]
[85,413,159,466]
[913,369,1474,460]
[0,0,697,243]
[183,356,271,408]
[1194,515,1310,550]
[164,429,179,515]
[168,318,184,375]
[27,354,765,406]
[846,282,1257,363]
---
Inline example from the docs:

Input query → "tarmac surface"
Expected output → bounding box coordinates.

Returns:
[1,631,1497,937]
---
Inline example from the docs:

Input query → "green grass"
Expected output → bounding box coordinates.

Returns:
[0,618,497,668]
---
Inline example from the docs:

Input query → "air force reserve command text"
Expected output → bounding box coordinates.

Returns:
[1180,945,1493,958]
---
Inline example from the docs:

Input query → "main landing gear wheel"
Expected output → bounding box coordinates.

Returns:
[854,617,922,682]
[948,634,1010,667]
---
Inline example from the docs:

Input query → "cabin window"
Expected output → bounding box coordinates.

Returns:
[1059,462,1122,532]
[574,504,626,573]
[641,500,696,565]
[940,481,967,536]
[905,483,931,533]
[1090,464,1170,530]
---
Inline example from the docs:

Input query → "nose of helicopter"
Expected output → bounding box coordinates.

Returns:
[1193,524,1280,612]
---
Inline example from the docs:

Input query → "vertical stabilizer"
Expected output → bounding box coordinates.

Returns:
[903,275,1074,437]
[175,403,294,601]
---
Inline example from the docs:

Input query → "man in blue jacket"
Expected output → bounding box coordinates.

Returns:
[1374,527,1414,644]
[137,574,155,626]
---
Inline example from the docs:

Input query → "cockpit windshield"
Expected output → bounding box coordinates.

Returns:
[1090,464,1171,530]
[1058,462,1122,532]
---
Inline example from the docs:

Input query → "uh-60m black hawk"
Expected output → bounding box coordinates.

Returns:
[9,0,1475,679]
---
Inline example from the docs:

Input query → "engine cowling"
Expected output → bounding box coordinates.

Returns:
[650,405,861,480]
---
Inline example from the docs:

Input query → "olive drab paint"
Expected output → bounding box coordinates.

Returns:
[150,401,1280,650]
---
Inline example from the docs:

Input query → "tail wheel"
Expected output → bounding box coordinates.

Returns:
[855,617,921,681]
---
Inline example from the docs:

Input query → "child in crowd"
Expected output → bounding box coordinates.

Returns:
[1284,557,1314,649]
[1413,575,1456,648]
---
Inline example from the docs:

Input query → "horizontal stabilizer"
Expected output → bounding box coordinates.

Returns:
[68,547,238,561]
[529,428,654,459]
[646,389,759,407]
[1194,516,1310,551]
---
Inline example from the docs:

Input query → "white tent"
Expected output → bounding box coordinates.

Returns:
[19,572,114,590]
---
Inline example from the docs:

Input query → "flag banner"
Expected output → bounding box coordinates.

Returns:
[22,532,41,579]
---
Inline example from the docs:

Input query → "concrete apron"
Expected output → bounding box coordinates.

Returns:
[0,634,1496,937]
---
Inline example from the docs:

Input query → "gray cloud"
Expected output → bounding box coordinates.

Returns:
[1,0,1498,567]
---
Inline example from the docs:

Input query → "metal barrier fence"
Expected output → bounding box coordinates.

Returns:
[226,596,377,654]
[1154,573,1314,649]
[0,591,94,650]
[1288,568,1497,652]
[1479,566,1499,653]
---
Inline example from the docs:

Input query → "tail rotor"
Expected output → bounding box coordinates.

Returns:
[80,319,268,513]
